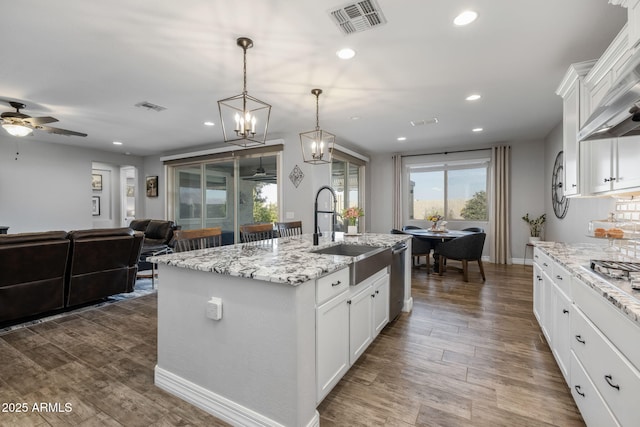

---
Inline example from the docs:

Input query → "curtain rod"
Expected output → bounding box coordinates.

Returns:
[400,147,492,158]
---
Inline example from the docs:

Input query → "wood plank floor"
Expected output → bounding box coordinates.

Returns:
[0,263,584,426]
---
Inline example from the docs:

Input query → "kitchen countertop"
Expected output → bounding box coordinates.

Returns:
[535,241,640,327]
[150,232,410,285]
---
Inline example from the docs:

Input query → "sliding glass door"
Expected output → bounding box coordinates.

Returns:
[169,151,279,244]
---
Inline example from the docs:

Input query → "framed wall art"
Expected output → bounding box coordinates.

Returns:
[92,174,103,191]
[146,176,158,197]
[92,196,101,216]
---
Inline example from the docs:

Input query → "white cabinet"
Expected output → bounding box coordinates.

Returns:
[348,282,373,365]
[585,136,640,194]
[316,268,350,403]
[614,136,640,191]
[557,61,595,196]
[372,273,389,336]
[316,266,390,403]
[551,283,571,382]
[348,268,389,365]
[533,264,544,324]
[316,288,349,403]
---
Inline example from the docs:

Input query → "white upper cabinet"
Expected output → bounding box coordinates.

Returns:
[614,136,640,190]
[557,61,595,196]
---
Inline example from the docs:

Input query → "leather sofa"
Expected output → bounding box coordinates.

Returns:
[0,227,144,325]
[66,228,144,306]
[0,231,70,323]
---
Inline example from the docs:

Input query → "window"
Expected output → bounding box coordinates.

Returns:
[332,151,366,231]
[166,147,281,243]
[407,159,488,222]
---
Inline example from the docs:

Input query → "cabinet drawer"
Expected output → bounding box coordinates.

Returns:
[317,268,349,305]
[552,263,571,297]
[570,352,620,427]
[572,307,640,427]
[533,249,552,276]
[572,277,640,371]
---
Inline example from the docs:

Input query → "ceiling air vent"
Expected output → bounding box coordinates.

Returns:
[328,0,387,35]
[134,101,167,112]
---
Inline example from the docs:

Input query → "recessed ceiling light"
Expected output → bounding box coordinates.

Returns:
[454,10,478,26]
[337,48,356,60]
[466,94,481,101]
[472,127,483,132]
[397,137,407,141]
[204,121,215,126]
[350,116,360,121]
[113,141,123,145]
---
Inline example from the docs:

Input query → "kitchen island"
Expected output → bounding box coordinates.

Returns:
[150,233,410,427]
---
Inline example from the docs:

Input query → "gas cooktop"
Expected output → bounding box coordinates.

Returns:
[590,260,640,289]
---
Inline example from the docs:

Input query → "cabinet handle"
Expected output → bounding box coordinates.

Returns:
[604,177,617,183]
[371,294,375,298]
[375,290,379,295]
[347,300,352,305]
[543,262,548,267]
[536,275,542,281]
[563,309,569,314]
[574,385,585,397]
[571,184,577,188]
[331,280,342,287]
[556,275,563,280]
[575,335,586,344]
[604,375,620,390]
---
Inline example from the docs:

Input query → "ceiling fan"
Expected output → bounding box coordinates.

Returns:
[241,157,277,183]
[1,101,87,137]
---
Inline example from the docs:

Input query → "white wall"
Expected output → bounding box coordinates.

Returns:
[544,121,616,243]
[0,135,144,233]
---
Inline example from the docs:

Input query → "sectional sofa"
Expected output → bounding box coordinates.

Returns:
[0,227,144,324]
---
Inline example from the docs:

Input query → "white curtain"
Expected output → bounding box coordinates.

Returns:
[490,145,511,264]
[392,154,403,230]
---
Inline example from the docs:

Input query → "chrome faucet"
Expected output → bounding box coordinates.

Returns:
[313,185,337,245]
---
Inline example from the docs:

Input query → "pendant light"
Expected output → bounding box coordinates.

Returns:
[218,37,271,147]
[300,89,334,165]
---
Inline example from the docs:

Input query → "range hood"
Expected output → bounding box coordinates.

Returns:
[578,49,640,141]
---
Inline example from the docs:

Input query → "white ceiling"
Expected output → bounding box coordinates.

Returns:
[0,0,627,156]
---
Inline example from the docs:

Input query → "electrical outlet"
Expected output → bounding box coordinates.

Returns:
[206,297,222,320]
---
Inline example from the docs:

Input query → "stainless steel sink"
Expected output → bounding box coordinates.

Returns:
[311,244,391,284]
[311,244,381,257]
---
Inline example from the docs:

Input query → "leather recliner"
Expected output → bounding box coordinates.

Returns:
[66,228,144,307]
[0,231,70,323]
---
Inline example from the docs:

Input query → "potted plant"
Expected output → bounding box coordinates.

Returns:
[343,206,364,235]
[522,213,546,243]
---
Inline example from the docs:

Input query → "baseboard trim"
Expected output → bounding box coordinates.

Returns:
[154,366,319,427]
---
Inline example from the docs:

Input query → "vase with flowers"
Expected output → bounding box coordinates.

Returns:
[427,214,443,231]
[343,206,364,235]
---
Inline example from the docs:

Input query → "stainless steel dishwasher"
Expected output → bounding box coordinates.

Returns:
[389,241,408,321]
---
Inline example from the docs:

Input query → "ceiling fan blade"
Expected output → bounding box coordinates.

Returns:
[24,116,58,125]
[36,125,87,137]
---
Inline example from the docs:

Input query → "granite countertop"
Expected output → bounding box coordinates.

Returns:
[150,233,410,285]
[535,241,640,327]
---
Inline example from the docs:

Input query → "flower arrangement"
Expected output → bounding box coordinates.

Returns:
[522,213,546,237]
[342,206,364,226]
[426,214,443,223]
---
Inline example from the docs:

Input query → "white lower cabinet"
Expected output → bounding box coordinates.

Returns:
[570,353,620,427]
[316,288,349,403]
[316,266,389,403]
[533,248,640,427]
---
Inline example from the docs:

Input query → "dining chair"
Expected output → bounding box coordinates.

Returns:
[275,221,303,237]
[173,227,223,252]
[395,228,432,271]
[240,223,277,242]
[435,232,486,282]
[462,227,484,233]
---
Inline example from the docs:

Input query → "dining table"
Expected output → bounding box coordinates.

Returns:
[401,228,474,272]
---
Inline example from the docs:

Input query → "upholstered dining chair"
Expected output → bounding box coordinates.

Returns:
[173,227,222,252]
[398,227,432,271]
[275,221,303,237]
[240,223,277,242]
[462,227,485,233]
[435,232,486,282]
